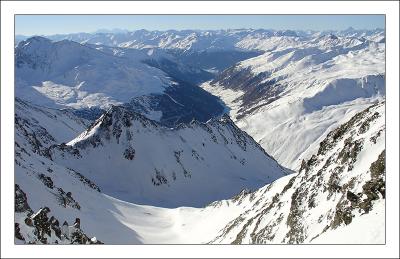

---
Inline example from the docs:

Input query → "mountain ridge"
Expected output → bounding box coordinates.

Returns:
[14,26,386,244]
[48,103,287,207]
[14,98,385,244]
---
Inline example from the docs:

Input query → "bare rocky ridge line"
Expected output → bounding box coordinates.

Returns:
[209,102,385,244]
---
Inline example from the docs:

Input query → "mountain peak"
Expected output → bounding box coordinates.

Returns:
[27,36,51,43]
[275,30,298,37]
[49,104,286,207]
[70,105,161,145]
[17,36,52,48]
[328,34,339,40]
[105,105,157,125]
[219,113,234,124]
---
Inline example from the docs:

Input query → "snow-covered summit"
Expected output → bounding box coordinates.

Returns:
[15,36,225,126]
[15,37,172,109]
[14,98,385,244]
[24,28,383,52]
[49,105,287,207]
[202,31,385,169]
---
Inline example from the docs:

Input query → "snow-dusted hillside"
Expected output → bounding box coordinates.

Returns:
[42,29,268,51]
[15,36,224,126]
[14,97,287,243]
[209,101,385,244]
[21,28,382,72]
[15,99,385,244]
[15,98,90,145]
[35,28,384,52]
[202,33,385,169]
[88,43,214,84]
[49,105,287,207]
[15,36,170,109]
[14,27,386,245]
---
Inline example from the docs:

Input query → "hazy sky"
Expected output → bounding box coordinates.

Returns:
[15,15,384,36]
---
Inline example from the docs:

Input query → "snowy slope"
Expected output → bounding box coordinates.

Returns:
[209,101,385,244]
[28,28,383,72]
[17,29,384,73]
[15,97,90,145]
[201,34,385,169]
[49,105,287,207]
[15,36,171,109]
[15,97,111,243]
[14,97,285,243]
[25,30,265,73]
[14,28,386,245]
[44,29,258,51]
[15,36,224,126]
[15,100,385,244]
[311,200,385,244]
[87,43,214,84]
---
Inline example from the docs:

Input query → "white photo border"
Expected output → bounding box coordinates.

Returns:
[1,1,399,258]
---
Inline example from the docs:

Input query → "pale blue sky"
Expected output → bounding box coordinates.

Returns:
[15,15,384,36]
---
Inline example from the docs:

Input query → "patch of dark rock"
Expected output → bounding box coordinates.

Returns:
[15,223,25,241]
[57,188,81,210]
[285,187,306,243]
[15,184,33,214]
[151,169,168,186]
[123,146,136,160]
[358,112,380,134]
[281,176,296,194]
[68,168,101,192]
[337,138,363,170]
[38,173,54,189]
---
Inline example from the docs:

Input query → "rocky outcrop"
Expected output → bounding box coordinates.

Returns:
[15,185,101,244]
[210,101,385,244]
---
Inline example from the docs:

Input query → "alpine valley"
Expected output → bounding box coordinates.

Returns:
[14,28,385,244]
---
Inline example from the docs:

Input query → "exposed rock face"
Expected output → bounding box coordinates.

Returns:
[15,185,101,244]
[210,101,385,244]
[15,184,33,214]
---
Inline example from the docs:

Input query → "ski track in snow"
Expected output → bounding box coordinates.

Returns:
[165,93,185,107]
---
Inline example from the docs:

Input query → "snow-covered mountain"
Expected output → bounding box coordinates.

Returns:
[15,97,90,156]
[18,28,383,72]
[36,29,268,51]
[15,98,106,243]
[16,29,384,130]
[15,36,224,126]
[49,105,287,207]
[14,97,288,243]
[14,27,385,245]
[210,101,385,244]
[27,28,383,52]
[15,36,169,109]
[201,32,385,169]
[15,98,385,244]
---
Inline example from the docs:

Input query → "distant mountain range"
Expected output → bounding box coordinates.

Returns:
[14,28,385,244]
